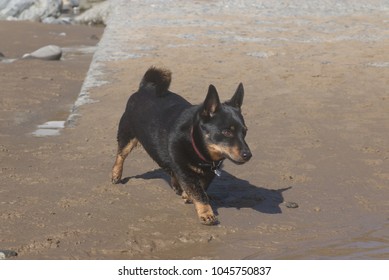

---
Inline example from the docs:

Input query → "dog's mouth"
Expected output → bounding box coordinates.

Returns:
[206,142,252,164]
[226,150,252,165]
[227,156,249,165]
[229,158,246,165]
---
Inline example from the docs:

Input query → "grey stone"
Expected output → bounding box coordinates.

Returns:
[42,15,72,24]
[0,249,18,259]
[0,0,34,19]
[285,202,299,209]
[0,0,62,21]
[74,0,109,25]
[23,45,62,60]
[78,0,104,11]
[0,0,11,10]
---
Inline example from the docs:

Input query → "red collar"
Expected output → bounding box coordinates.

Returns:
[190,127,210,162]
[190,126,224,176]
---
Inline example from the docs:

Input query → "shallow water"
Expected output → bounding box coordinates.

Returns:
[32,121,65,137]
[30,45,101,137]
[279,223,389,259]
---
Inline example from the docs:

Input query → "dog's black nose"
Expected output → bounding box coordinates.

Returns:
[241,150,252,161]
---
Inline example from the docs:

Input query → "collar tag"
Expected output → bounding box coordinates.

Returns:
[211,161,223,177]
[213,167,222,177]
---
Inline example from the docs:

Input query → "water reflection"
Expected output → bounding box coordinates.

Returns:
[280,223,389,259]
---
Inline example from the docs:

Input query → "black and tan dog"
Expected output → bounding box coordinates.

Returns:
[111,67,252,225]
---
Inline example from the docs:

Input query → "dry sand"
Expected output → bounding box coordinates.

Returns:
[1,2,388,259]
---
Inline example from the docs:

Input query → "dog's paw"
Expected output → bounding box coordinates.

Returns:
[111,167,123,184]
[199,213,219,226]
[194,202,218,225]
[111,171,122,184]
[111,177,121,184]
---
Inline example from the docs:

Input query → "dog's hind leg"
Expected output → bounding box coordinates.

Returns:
[111,137,138,184]
[169,171,183,195]
[169,171,193,204]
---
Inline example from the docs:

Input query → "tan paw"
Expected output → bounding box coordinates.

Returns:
[111,167,122,184]
[199,212,219,225]
[194,201,218,225]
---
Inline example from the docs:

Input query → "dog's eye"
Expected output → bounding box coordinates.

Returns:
[222,129,234,138]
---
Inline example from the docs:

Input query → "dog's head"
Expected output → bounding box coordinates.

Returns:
[197,83,252,164]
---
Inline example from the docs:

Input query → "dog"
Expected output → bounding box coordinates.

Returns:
[111,67,252,225]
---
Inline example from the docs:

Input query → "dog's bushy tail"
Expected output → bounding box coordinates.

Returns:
[139,66,172,97]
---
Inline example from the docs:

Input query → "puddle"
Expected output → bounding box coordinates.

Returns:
[30,45,102,137]
[366,62,389,68]
[273,223,389,259]
[321,224,389,259]
[32,121,65,137]
[247,51,275,58]
[0,58,17,64]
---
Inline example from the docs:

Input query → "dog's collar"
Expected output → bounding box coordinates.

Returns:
[190,126,209,162]
[190,127,224,176]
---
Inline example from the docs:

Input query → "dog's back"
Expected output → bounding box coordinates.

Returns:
[117,67,191,169]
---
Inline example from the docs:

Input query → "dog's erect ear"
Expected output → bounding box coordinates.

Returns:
[226,83,244,109]
[202,84,221,118]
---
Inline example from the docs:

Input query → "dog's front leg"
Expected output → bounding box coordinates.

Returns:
[193,199,218,225]
[180,181,218,225]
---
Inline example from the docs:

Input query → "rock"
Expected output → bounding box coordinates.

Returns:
[0,51,17,63]
[0,0,34,19]
[78,0,104,11]
[0,0,62,21]
[22,45,62,60]
[20,0,62,21]
[62,0,79,11]
[74,0,110,25]
[0,249,18,259]
[42,16,72,24]
[0,0,11,10]
[285,201,299,209]
[0,0,107,23]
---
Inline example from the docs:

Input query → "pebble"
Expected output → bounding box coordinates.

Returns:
[285,201,299,209]
[0,250,18,259]
[22,45,62,61]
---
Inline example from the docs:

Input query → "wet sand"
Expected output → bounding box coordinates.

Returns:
[1,1,388,259]
[0,20,102,136]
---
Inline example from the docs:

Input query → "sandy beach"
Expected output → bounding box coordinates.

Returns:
[1,0,388,259]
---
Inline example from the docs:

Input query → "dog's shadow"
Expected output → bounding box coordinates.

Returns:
[122,169,291,215]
